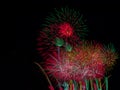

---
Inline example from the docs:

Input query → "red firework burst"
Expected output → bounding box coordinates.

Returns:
[59,22,73,37]
[45,22,80,45]
[44,41,118,82]
[44,43,102,81]
[37,22,81,59]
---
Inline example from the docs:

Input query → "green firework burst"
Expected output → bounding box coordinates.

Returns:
[42,7,88,39]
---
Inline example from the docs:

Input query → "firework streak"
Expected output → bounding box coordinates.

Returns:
[36,8,118,90]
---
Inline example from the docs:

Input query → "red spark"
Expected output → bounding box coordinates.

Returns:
[59,22,73,37]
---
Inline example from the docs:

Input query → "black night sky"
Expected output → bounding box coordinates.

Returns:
[15,0,120,90]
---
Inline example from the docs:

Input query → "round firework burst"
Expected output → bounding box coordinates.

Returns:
[103,43,118,72]
[42,23,81,45]
[43,7,88,39]
[37,7,88,59]
[40,7,88,43]
[44,41,118,82]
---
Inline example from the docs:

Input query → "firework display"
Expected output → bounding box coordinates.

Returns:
[35,8,118,90]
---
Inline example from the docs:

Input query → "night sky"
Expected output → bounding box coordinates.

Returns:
[15,0,120,90]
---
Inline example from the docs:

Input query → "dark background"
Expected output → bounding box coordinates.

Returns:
[15,0,120,90]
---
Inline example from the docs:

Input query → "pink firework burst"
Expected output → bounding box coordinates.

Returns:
[45,53,82,81]
[44,41,117,82]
